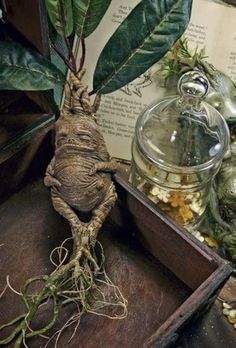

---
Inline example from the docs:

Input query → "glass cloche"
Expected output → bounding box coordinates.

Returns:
[130,71,230,227]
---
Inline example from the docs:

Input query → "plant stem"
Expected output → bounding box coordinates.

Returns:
[63,35,77,74]
[51,43,74,72]
[79,38,86,72]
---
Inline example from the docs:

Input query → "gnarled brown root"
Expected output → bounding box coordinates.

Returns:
[0,238,127,347]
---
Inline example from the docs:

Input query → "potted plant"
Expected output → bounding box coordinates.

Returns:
[0,1,192,346]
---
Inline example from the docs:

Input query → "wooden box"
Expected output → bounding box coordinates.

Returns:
[111,167,233,347]
[0,0,56,200]
[0,4,233,346]
[0,165,232,348]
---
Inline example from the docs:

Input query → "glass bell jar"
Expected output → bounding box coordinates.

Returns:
[130,71,230,227]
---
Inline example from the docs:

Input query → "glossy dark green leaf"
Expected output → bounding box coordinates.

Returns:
[93,0,193,94]
[0,41,65,90]
[45,0,73,36]
[72,0,112,39]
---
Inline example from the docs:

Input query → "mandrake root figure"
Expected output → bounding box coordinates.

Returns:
[44,70,118,248]
[0,71,127,348]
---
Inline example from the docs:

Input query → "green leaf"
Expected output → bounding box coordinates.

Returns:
[72,0,112,39]
[45,0,73,36]
[0,41,65,90]
[93,0,193,94]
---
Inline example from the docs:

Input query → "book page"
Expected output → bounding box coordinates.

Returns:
[82,0,165,161]
[185,0,236,80]
[78,0,236,161]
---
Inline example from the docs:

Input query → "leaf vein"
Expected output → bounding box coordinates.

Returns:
[97,0,187,93]
[0,63,62,82]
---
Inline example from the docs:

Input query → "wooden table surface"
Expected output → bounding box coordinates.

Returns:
[0,180,235,348]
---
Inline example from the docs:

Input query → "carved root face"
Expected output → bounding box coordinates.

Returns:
[55,117,100,155]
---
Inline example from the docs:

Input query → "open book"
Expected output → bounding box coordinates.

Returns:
[76,0,236,161]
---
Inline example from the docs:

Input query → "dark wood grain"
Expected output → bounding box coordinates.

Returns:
[0,121,54,202]
[113,166,229,290]
[0,180,190,348]
[0,170,232,347]
[2,0,50,56]
[1,0,55,113]
[0,113,54,164]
